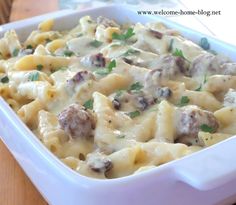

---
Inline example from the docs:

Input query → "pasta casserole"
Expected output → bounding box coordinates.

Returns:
[0,16,236,179]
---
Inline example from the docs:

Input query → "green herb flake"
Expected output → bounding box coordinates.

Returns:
[117,134,126,139]
[168,39,174,52]
[77,33,83,37]
[203,74,208,84]
[127,110,141,118]
[195,74,208,91]
[83,99,93,110]
[129,82,143,91]
[1,76,9,83]
[36,64,43,71]
[26,45,33,49]
[90,40,103,48]
[28,72,39,81]
[12,48,19,57]
[115,89,124,98]
[122,48,140,57]
[112,28,135,41]
[94,69,110,76]
[199,37,210,50]
[173,48,185,58]
[195,84,202,91]
[200,124,214,133]
[94,60,116,76]
[172,48,191,63]
[178,96,190,106]
[63,50,74,57]
[107,59,116,72]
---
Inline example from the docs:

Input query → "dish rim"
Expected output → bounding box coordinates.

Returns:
[1,4,236,190]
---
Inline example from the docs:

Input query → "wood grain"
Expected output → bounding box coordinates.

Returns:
[0,0,13,24]
[0,140,48,205]
[1,0,58,204]
[10,0,59,22]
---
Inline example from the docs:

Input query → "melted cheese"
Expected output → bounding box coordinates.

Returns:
[1,16,235,179]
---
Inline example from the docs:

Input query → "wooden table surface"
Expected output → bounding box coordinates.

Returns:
[1,0,58,204]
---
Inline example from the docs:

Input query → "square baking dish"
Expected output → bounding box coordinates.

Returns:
[1,5,236,205]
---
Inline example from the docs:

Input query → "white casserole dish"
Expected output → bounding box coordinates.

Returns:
[1,5,236,205]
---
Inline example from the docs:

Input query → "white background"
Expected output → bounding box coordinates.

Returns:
[67,0,236,46]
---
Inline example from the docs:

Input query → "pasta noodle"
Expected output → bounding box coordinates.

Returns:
[1,15,236,179]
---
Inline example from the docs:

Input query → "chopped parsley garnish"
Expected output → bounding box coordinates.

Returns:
[63,50,74,57]
[12,48,19,57]
[1,76,9,83]
[95,60,116,76]
[36,64,43,71]
[26,45,33,49]
[195,74,208,91]
[173,48,184,58]
[172,48,190,63]
[178,96,190,106]
[117,134,126,138]
[199,37,210,50]
[83,99,93,110]
[127,110,141,118]
[28,72,39,81]
[107,59,116,71]
[195,84,202,91]
[112,28,135,41]
[115,89,124,98]
[129,82,143,91]
[203,74,208,84]
[200,124,214,133]
[90,40,103,48]
[168,39,174,52]
[122,48,140,57]
[94,69,110,76]
[87,19,93,23]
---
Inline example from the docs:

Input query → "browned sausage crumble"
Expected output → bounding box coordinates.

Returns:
[58,103,95,139]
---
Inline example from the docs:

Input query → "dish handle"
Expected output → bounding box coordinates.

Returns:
[175,136,236,190]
